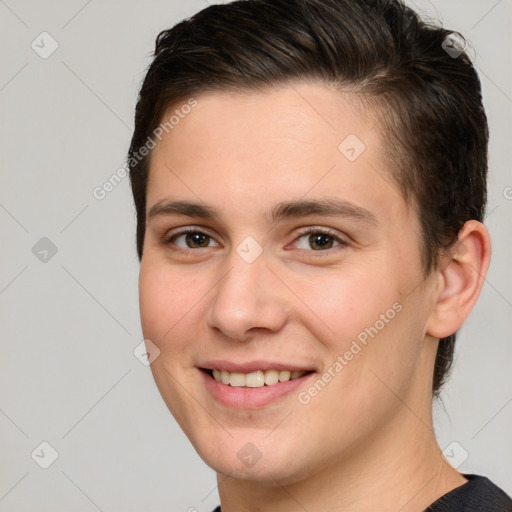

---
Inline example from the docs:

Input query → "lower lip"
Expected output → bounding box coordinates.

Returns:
[201,370,314,409]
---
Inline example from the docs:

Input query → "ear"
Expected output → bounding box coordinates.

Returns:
[426,220,491,339]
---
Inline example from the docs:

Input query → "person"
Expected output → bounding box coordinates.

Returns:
[127,0,512,510]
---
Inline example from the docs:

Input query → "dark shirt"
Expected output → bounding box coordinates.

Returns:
[211,474,512,511]
[426,474,512,511]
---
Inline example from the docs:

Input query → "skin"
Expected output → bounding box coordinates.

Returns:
[138,82,491,511]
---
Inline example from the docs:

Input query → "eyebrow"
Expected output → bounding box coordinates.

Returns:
[147,198,378,226]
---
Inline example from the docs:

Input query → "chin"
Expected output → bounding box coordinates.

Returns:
[190,432,315,486]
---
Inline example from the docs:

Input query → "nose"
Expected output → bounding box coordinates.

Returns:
[206,249,289,341]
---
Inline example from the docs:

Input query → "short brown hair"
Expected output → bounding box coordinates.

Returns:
[128,0,488,397]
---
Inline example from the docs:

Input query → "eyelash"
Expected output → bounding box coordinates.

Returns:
[163,226,348,256]
[289,227,348,256]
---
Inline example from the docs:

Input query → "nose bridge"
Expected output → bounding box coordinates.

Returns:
[207,245,287,339]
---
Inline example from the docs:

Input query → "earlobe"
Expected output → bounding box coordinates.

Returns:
[426,220,492,339]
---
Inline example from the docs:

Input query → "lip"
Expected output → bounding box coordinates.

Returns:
[199,367,316,409]
[200,359,315,373]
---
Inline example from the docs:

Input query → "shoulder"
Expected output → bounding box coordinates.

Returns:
[426,474,512,512]
[211,475,512,512]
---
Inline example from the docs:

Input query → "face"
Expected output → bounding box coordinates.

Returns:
[139,82,438,485]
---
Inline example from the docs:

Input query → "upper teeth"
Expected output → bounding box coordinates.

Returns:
[212,369,307,387]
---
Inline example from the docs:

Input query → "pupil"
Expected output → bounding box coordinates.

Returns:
[309,233,333,250]
[186,232,209,248]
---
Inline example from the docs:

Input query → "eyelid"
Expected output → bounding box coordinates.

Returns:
[163,225,221,248]
[162,225,349,254]
[288,226,349,253]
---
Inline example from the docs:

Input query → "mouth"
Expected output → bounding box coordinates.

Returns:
[199,366,315,409]
[202,368,312,387]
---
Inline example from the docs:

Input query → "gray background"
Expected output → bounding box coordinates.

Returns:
[0,1,510,510]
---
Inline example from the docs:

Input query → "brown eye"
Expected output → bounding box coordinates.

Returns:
[168,230,219,249]
[184,232,211,248]
[295,229,344,251]
[308,233,336,250]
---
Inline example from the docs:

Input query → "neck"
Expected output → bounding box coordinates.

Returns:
[216,394,466,511]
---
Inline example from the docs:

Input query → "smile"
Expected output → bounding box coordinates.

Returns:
[208,369,308,387]
[200,366,315,409]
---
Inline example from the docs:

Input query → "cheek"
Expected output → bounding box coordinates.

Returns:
[292,263,417,409]
[138,260,202,350]
[305,271,424,417]
[292,272,416,432]
[293,265,401,353]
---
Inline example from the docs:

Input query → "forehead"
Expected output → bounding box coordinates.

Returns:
[147,82,408,226]
[154,83,374,164]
